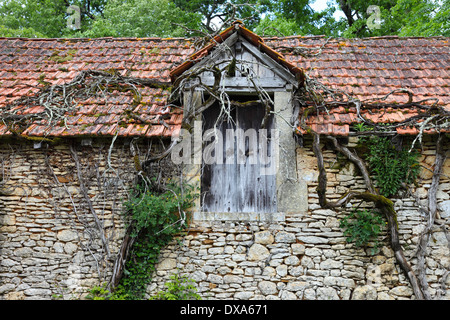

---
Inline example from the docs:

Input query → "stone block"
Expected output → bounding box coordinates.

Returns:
[285,281,308,292]
[258,281,277,295]
[234,291,254,300]
[157,258,177,271]
[207,274,223,284]
[247,244,270,261]
[291,243,305,255]
[275,231,296,243]
[390,286,413,297]
[254,231,274,245]
[56,230,78,242]
[24,288,52,297]
[351,285,377,300]
[223,275,242,284]
[0,214,15,225]
[284,256,300,266]
[317,287,339,300]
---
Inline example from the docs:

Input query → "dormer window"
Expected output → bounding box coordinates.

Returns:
[170,22,305,221]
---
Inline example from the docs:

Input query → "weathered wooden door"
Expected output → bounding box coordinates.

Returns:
[201,100,277,213]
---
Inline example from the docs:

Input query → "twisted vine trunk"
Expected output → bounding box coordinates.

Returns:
[311,132,426,299]
[415,135,447,300]
[109,223,136,290]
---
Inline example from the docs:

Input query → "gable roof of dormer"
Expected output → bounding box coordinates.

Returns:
[169,20,306,88]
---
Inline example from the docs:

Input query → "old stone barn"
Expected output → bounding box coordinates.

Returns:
[0,22,449,300]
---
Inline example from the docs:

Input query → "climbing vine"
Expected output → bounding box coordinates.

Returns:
[339,208,384,254]
[338,127,422,256]
[296,71,449,300]
[111,181,197,299]
[360,134,420,197]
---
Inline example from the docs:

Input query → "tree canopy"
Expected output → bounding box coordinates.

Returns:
[0,0,448,38]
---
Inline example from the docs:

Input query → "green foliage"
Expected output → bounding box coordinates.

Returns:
[392,0,450,37]
[0,0,201,38]
[78,0,202,38]
[340,125,421,254]
[0,24,46,38]
[336,0,400,38]
[336,0,450,38]
[1,0,448,38]
[352,122,373,133]
[255,0,341,37]
[112,181,198,300]
[85,284,126,300]
[0,0,67,38]
[86,285,112,300]
[363,136,420,197]
[173,0,271,32]
[125,182,197,237]
[150,274,202,300]
[340,209,384,253]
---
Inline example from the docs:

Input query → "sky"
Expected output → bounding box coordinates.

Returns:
[310,0,346,20]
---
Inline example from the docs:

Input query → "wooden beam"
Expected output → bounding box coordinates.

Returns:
[199,76,287,89]
[189,32,239,73]
[240,40,297,87]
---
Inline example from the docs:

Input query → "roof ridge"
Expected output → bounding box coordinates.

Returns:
[349,35,450,40]
[1,35,448,42]
[0,36,191,41]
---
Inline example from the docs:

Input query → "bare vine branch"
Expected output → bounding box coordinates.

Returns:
[70,144,111,259]
[1,69,171,139]
[414,134,448,299]
[311,131,426,299]
[297,69,450,300]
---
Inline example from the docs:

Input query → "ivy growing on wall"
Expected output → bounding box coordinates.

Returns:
[117,182,196,299]
[150,274,202,300]
[108,181,198,300]
[339,208,384,254]
[299,70,448,299]
[339,129,421,255]
[362,135,420,197]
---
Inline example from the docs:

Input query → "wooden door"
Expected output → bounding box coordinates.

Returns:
[201,101,277,213]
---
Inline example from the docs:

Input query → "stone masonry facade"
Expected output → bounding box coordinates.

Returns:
[149,135,450,300]
[0,138,138,300]
[0,135,449,300]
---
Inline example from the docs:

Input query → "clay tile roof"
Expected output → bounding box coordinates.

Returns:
[266,35,450,135]
[0,36,189,138]
[0,25,449,138]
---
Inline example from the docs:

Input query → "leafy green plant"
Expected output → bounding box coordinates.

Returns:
[124,182,196,237]
[353,122,373,132]
[150,274,201,300]
[340,209,384,253]
[363,136,420,197]
[112,181,198,300]
[85,284,127,300]
[85,285,112,300]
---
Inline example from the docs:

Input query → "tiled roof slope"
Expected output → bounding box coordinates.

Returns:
[0,32,449,138]
[267,36,450,135]
[0,37,191,138]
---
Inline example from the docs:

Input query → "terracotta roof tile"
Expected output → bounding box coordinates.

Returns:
[0,28,448,138]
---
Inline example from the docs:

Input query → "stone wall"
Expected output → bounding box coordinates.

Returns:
[0,134,449,300]
[149,135,450,300]
[0,138,143,300]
